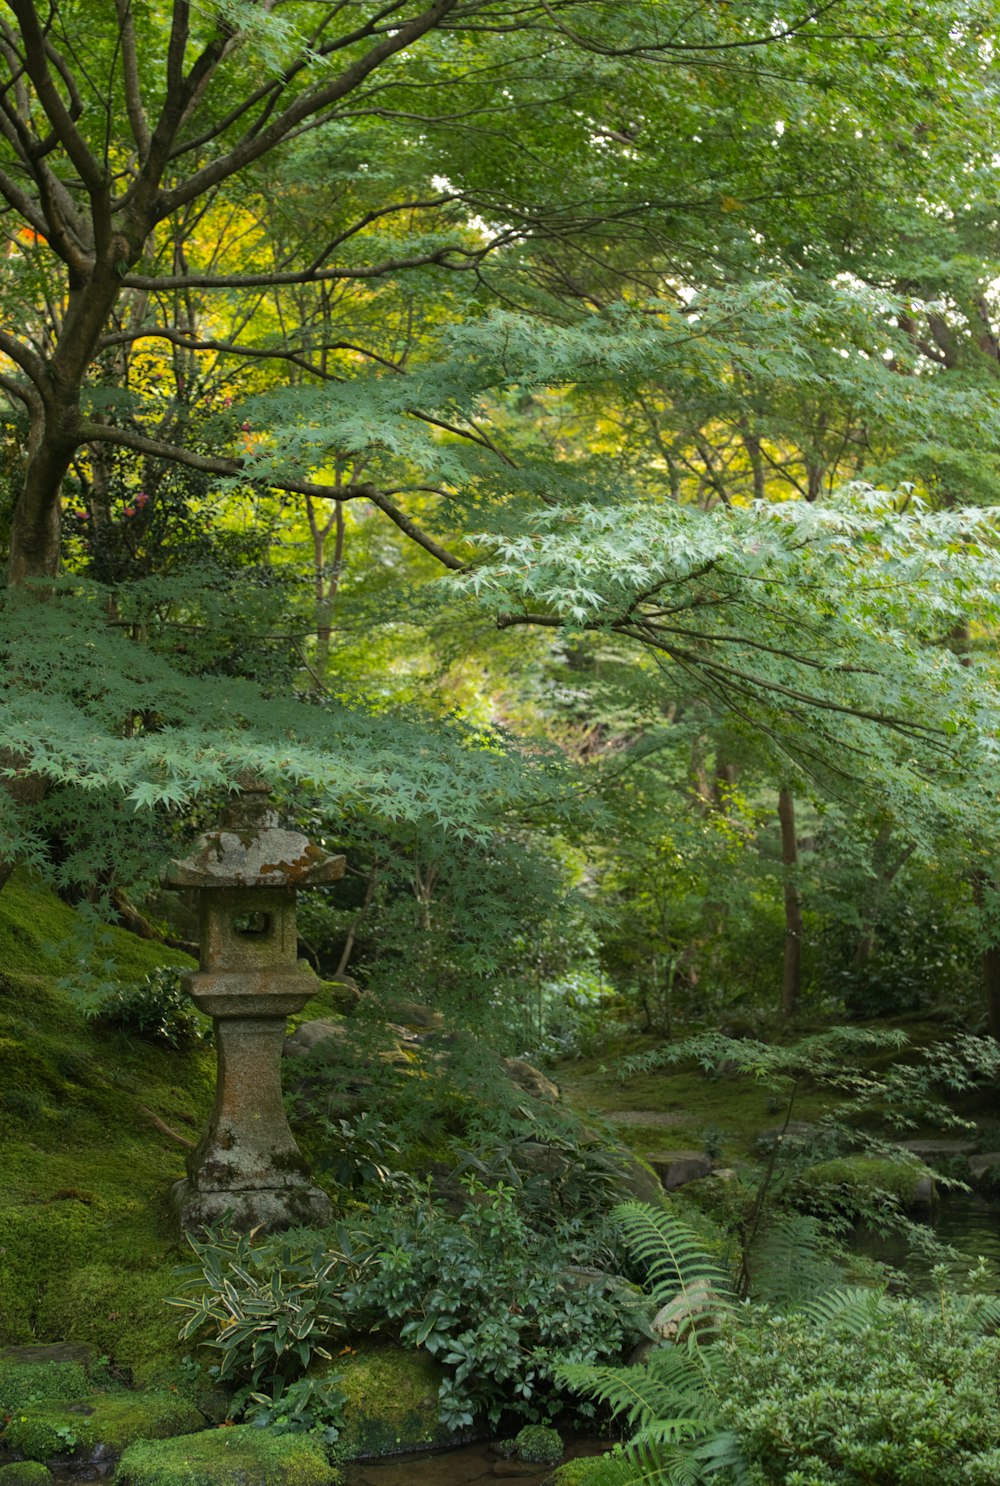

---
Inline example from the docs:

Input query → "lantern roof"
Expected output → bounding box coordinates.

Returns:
[163,774,345,891]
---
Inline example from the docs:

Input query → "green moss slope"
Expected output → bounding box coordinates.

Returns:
[0,874,208,1380]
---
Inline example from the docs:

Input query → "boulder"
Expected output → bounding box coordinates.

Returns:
[895,1138,979,1166]
[754,1122,823,1153]
[542,1460,606,1486]
[2,1390,204,1465]
[969,1152,1000,1188]
[316,1344,471,1459]
[283,1018,349,1056]
[648,1151,713,1190]
[115,1425,339,1485]
[799,1155,935,1212]
[321,976,362,1015]
[0,1351,91,1414]
[0,1466,53,1486]
[651,1278,722,1341]
[587,1148,666,1206]
[503,1059,560,1102]
[364,994,444,1032]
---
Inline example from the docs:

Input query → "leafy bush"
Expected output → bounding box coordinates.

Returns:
[344,1182,645,1430]
[168,1224,373,1431]
[170,1187,644,1439]
[560,1203,1000,1486]
[94,968,206,1049]
[720,1280,1000,1485]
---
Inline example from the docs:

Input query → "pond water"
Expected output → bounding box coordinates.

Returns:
[856,1190,1000,1284]
[9,1434,611,1485]
[343,1437,608,1486]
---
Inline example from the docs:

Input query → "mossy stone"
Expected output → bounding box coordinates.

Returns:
[0,1355,90,1413]
[514,1424,563,1464]
[2,1390,204,1462]
[800,1155,933,1208]
[323,1345,455,1459]
[114,1424,340,1485]
[542,1460,606,1486]
[0,1464,54,1486]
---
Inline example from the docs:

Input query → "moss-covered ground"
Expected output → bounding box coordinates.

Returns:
[0,872,207,1380]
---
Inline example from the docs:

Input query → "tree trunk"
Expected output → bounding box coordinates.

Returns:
[778,787,803,1017]
[972,872,1000,1040]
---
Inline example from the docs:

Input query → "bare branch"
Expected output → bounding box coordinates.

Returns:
[121,240,498,290]
[365,487,466,570]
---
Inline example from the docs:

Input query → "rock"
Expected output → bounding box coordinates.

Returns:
[514,1424,563,1464]
[754,1122,823,1153]
[0,1352,91,1414]
[115,1424,339,1485]
[283,1018,349,1056]
[647,1151,713,1190]
[368,995,444,1032]
[2,1390,205,1465]
[0,1465,54,1486]
[969,1152,1000,1187]
[542,1460,606,1486]
[317,1344,477,1459]
[503,1059,559,1102]
[604,1111,687,1128]
[587,1148,666,1206]
[896,1138,979,1163]
[799,1155,936,1212]
[0,1344,93,1370]
[322,976,362,1014]
[651,1278,721,1341]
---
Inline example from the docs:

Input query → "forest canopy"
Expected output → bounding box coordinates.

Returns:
[0,0,998,1024]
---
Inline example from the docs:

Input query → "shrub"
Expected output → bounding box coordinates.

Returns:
[720,1283,1000,1485]
[344,1182,645,1430]
[94,968,206,1049]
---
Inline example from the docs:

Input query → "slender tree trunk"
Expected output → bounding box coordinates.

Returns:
[972,871,1000,1040]
[778,787,803,1017]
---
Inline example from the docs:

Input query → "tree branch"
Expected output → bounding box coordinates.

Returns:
[155,0,460,218]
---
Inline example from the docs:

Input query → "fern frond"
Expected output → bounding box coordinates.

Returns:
[746,1213,845,1310]
[613,1202,732,1338]
[556,1347,706,1432]
[799,1285,891,1331]
[583,1435,708,1486]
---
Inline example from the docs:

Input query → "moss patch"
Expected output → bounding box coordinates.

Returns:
[0,875,216,1377]
[0,1355,90,1413]
[0,1463,53,1485]
[799,1155,932,1208]
[325,1346,454,1459]
[114,1424,340,1486]
[1,1390,204,1462]
[543,1459,607,1486]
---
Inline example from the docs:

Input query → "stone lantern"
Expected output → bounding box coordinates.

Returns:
[163,775,345,1232]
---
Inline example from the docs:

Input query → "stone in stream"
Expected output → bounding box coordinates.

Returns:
[1,1391,204,1466]
[969,1151,1000,1187]
[0,1465,54,1486]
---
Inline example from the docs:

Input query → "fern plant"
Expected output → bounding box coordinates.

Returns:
[556,1203,747,1486]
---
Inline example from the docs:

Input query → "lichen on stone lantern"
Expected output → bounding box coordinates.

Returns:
[163,773,345,1232]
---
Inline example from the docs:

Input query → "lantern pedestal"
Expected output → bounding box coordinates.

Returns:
[164,783,344,1232]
